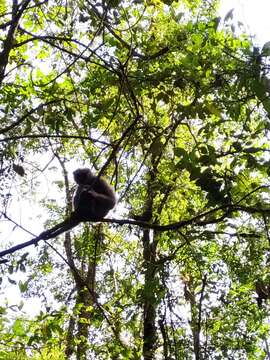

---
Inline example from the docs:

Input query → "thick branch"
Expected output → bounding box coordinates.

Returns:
[0,0,31,84]
[0,203,269,259]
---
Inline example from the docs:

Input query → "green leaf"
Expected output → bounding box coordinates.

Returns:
[18,280,28,293]
[262,41,270,56]
[13,319,25,336]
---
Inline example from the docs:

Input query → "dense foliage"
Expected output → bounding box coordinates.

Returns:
[1,0,270,359]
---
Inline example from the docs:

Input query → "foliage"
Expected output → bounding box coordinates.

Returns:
[0,0,270,359]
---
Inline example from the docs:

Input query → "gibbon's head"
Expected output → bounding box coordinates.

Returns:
[73,168,93,185]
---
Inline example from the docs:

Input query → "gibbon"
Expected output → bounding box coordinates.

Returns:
[73,168,116,222]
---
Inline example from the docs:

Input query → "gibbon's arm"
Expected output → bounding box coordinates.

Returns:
[87,189,116,207]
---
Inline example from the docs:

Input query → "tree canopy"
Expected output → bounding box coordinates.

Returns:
[1,0,270,359]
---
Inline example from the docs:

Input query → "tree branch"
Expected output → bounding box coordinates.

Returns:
[0,0,31,84]
[0,100,61,134]
[1,202,269,259]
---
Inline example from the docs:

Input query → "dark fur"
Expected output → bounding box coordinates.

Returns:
[73,168,116,221]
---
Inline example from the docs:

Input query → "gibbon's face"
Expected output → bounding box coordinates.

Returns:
[73,168,93,185]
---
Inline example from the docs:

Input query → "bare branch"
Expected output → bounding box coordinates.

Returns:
[1,202,270,259]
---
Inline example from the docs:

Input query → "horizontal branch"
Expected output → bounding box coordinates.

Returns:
[0,133,112,146]
[0,203,269,260]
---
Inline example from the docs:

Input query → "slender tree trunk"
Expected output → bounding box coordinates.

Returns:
[64,230,97,360]
[76,286,93,360]
[142,228,158,360]
[65,315,75,358]
[184,277,203,360]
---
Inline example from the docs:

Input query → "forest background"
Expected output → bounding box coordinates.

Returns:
[1,0,270,359]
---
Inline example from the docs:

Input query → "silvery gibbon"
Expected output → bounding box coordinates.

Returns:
[73,168,116,222]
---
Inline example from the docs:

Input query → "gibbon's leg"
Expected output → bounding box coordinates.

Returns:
[40,214,80,240]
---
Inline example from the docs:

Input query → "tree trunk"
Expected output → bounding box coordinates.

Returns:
[142,228,158,360]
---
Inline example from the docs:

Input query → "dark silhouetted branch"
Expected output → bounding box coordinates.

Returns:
[0,202,269,259]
